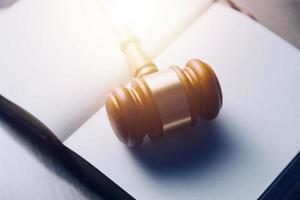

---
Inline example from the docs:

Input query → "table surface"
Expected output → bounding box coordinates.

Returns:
[235,0,300,49]
[0,1,299,200]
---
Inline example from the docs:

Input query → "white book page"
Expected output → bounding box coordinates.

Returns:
[101,0,213,57]
[65,3,300,199]
[0,0,211,140]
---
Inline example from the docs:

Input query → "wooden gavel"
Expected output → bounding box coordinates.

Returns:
[105,37,222,147]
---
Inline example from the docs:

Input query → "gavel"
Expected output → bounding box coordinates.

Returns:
[105,35,222,147]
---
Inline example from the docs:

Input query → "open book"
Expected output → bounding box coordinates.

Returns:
[1,0,299,199]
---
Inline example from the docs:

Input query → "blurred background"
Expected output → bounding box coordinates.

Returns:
[233,0,300,49]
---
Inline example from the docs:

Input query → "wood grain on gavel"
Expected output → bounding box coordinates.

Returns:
[106,37,222,147]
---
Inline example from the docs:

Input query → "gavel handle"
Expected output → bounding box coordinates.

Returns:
[121,36,158,77]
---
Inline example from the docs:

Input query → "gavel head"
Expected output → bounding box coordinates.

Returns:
[105,59,222,147]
